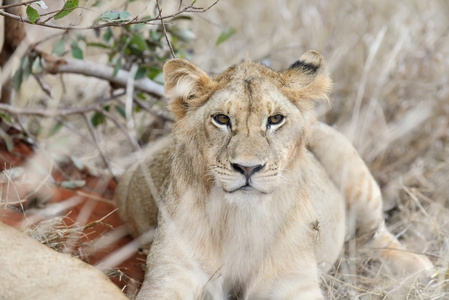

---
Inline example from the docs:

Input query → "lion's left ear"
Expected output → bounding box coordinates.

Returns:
[163,59,216,120]
[282,50,332,103]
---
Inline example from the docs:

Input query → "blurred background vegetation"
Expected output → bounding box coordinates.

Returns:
[0,0,448,298]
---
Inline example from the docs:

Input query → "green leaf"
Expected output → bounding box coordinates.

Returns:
[0,113,13,123]
[136,93,146,100]
[133,23,146,31]
[149,30,163,43]
[21,56,31,81]
[61,180,86,189]
[169,27,195,43]
[26,6,40,24]
[216,27,236,45]
[115,105,126,119]
[112,58,122,77]
[130,34,147,51]
[135,67,147,80]
[171,16,193,21]
[100,10,131,22]
[86,42,109,49]
[119,11,132,20]
[70,40,83,59]
[0,128,14,152]
[54,0,79,20]
[52,39,66,56]
[49,122,63,137]
[31,56,42,73]
[12,68,22,91]
[104,28,112,42]
[92,0,104,7]
[91,112,104,127]
[147,66,162,80]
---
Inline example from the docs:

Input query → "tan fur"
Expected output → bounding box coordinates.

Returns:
[115,50,432,299]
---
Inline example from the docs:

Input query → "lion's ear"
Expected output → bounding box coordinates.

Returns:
[163,59,215,119]
[282,50,332,103]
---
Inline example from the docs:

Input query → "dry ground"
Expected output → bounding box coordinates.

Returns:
[1,0,448,299]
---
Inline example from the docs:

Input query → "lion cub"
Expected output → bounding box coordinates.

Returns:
[115,50,432,299]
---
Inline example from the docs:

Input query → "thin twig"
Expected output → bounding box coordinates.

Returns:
[157,0,175,59]
[197,0,220,13]
[71,0,92,26]
[83,208,118,230]
[2,169,26,215]
[131,0,155,22]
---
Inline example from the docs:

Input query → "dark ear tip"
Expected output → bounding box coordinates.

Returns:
[288,60,320,73]
[288,50,326,74]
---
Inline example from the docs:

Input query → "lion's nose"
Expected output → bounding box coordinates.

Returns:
[231,163,265,179]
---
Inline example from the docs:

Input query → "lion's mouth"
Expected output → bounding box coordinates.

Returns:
[230,184,253,193]
[227,183,268,194]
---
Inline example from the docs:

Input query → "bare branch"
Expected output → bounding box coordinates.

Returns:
[0,92,124,118]
[40,53,165,98]
[0,1,221,31]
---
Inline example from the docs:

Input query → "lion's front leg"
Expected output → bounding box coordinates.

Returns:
[136,231,209,300]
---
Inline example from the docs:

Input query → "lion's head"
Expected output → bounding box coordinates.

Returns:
[163,50,331,198]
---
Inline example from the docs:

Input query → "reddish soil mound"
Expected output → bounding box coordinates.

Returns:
[0,137,145,296]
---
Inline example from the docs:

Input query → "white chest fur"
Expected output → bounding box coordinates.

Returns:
[198,185,313,296]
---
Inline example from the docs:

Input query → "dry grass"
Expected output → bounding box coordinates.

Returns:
[2,0,448,298]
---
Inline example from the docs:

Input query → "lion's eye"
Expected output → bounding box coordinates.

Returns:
[267,115,284,126]
[213,114,231,126]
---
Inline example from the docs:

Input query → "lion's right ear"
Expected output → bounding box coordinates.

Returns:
[163,59,216,120]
